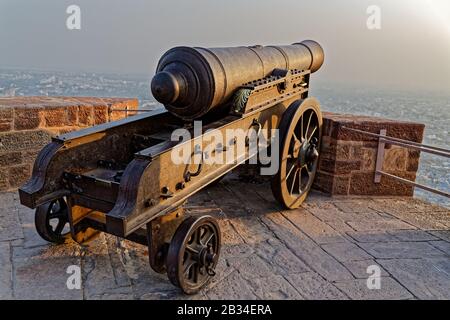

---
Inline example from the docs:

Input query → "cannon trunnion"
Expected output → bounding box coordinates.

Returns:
[19,41,324,294]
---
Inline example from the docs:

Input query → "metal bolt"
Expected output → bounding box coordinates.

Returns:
[176,182,185,190]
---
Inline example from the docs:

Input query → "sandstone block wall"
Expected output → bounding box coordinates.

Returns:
[0,97,138,191]
[313,112,425,196]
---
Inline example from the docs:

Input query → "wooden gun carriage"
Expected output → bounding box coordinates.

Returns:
[19,40,325,294]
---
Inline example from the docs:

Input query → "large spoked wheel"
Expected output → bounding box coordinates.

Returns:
[35,198,71,244]
[271,98,322,209]
[166,215,221,295]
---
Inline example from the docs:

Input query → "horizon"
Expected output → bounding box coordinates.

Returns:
[2,65,450,98]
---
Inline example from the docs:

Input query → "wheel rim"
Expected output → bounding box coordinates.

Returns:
[167,216,221,294]
[35,198,70,243]
[272,98,322,209]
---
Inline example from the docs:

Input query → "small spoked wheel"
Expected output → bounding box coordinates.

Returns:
[272,98,322,209]
[166,215,221,295]
[35,198,71,244]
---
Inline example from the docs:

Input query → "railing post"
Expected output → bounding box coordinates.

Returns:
[374,129,386,183]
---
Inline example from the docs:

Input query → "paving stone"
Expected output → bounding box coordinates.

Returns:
[303,202,342,222]
[427,257,450,276]
[215,181,274,216]
[429,241,450,255]
[0,242,12,299]
[12,244,83,299]
[303,190,336,203]
[347,218,416,232]
[221,243,254,259]
[206,185,250,219]
[359,242,447,259]
[335,277,413,300]
[131,272,185,299]
[282,209,347,244]
[254,239,310,275]
[13,238,82,258]
[322,219,356,234]
[371,199,448,230]
[184,191,215,206]
[371,198,448,214]
[306,201,379,224]
[261,213,354,282]
[305,200,411,236]
[389,214,447,230]
[17,205,48,248]
[378,258,450,299]
[229,254,273,280]
[0,199,23,241]
[218,219,243,246]
[184,193,225,218]
[105,236,135,288]
[88,293,135,300]
[341,259,389,279]
[388,230,440,242]
[321,242,373,262]
[230,217,273,245]
[346,230,399,243]
[430,211,450,229]
[375,210,398,219]
[10,239,23,247]
[285,272,348,300]
[185,206,225,219]
[406,198,450,213]
[428,230,450,242]
[225,180,283,216]
[141,290,208,300]
[0,192,15,209]
[208,256,236,290]
[82,234,133,299]
[247,275,303,300]
[115,240,176,297]
[333,200,378,213]
[210,202,250,220]
[206,271,257,300]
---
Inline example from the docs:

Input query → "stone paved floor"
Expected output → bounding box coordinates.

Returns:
[0,176,449,300]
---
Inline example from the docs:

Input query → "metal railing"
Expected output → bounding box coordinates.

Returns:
[342,126,450,198]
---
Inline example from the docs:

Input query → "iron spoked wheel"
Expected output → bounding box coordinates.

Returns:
[166,215,221,295]
[35,198,71,244]
[271,98,322,209]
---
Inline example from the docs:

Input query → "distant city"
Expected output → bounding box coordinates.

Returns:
[0,68,159,110]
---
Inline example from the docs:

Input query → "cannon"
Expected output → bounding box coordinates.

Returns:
[151,40,324,120]
[19,40,324,294]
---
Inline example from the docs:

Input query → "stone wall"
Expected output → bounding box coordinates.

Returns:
[0,97,138,191]
[313,112,425,196]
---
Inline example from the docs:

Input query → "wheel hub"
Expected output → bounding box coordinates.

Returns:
[198,244,217,274]
[298,140,310,167]
[300,137,319,167]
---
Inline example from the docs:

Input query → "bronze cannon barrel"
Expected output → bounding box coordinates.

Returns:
[151,40,324,120]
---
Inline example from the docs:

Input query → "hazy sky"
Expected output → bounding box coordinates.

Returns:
[1,0,449,92]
